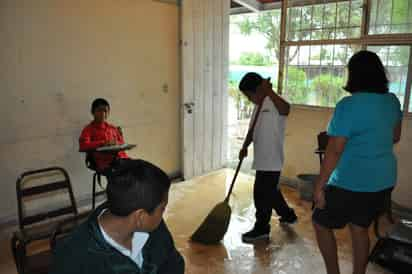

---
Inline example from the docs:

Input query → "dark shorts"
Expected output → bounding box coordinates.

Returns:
[312,185,393,229]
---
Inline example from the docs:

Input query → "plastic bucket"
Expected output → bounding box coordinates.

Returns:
[297,174,318,201]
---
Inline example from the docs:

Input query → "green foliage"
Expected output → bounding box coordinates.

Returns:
[237,52,271,66]
[235,10,281,62]
[228,80,253,119]
[232,1,410,107]
[311,74,346,107]
[370,0,411,33]
[284,67,309,104]
[235,2,363,64]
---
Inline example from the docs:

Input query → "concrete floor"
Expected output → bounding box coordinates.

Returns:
[0,169,392,274]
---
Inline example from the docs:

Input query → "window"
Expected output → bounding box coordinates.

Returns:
[369,0,412,34]
[368,46,410,108]
[287,0,362,41]
[230,0,412,112]
[284,1,363,107]
[283,0,412,110]
[284,44,360,107]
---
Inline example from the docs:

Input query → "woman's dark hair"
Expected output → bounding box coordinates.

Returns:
[91,98,110,114]
[106,159,171,216]
[239,72,263,94]
[344,50,389,94]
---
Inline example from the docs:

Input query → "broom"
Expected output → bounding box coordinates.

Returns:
[190,101,263,244]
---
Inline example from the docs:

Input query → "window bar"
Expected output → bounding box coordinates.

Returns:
[402,46,412,113]
[400,64,405,98]
[348,0,352,31]
[321,1,326,39]
[284,46,290,97]
[299,6,304,38]
[307,45,312,90]
[389,0,394,33]
[319,44,323,93]
[386,46,390,67]
[309,45,312,66]
[375,0,381,33]
[408,0,411,32]
[277,0,288,95]
[361,0,370,49]
[287,2,293,41]
[310,5,314,40]
[329,44,337,105]
[346,44,349,62]
[333,1,338,40]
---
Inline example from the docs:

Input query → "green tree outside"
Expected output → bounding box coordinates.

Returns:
[230,0,410,107]
[284,67,309,104]
[233,52,271,66]
[228,80,254,120]
[311,74,346,107]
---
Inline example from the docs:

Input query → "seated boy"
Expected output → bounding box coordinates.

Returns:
[50,159,185,274]
[79,98,129,172]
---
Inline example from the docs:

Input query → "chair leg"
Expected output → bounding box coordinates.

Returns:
[97,174,102,190]
[386,200,394,224]
[318,154,324,166]
[11,235,20,273]
[92,173,97,210]
[11,236,26,274]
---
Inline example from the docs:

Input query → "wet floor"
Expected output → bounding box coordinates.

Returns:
[165,169,391,274]
[0,169,392,274]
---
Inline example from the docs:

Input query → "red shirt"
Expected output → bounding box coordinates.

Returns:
[79,121,129,171]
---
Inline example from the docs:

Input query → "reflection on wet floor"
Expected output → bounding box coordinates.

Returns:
[166,169,391,274]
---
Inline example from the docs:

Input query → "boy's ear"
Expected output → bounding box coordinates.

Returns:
[131,209,147,227]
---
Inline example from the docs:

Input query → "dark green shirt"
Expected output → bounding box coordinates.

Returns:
[49,204,185,274]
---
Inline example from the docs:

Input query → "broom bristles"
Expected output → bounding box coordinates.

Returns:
[190,201,231,244]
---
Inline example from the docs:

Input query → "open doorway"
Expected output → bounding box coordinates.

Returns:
[226,10,281,175]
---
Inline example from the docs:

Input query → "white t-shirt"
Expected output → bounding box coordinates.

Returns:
[98,210,149,269]
[250,96,286,171]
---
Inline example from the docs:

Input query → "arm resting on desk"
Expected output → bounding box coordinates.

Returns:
[79,128,106,152]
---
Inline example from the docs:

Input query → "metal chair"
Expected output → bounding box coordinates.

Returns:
[315,131,329,165]
[369,216,412,273]
[85,152,107,209]
[11,167,78,274]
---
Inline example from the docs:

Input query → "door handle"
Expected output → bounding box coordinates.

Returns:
[183,102,195,114]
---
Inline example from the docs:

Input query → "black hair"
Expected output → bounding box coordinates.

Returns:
[106,159,171,216]
[91,98,110,114]
[238,72,263,94]
[344,50,389,94]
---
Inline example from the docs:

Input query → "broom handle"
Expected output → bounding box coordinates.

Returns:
[225,100,264,203]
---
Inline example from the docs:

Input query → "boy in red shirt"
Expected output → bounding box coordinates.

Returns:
[79,98,129,172]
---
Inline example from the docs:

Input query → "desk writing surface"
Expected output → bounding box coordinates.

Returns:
[95,144,136,152]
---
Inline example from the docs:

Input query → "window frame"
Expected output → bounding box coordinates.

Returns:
[278,0,412,114]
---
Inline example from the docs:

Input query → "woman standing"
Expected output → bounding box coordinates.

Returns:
[312,50,402,274]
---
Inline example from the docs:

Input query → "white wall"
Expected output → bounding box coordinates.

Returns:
[0,0,180,220]
[283,106,412,209]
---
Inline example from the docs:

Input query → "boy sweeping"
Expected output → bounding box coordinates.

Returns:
[238,72,297,243]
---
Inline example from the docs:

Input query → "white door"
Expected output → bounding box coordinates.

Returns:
[181,0,230,179]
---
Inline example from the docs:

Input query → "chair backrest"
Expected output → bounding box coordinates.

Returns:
[16,167,78,230]
[317,131,329,151]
